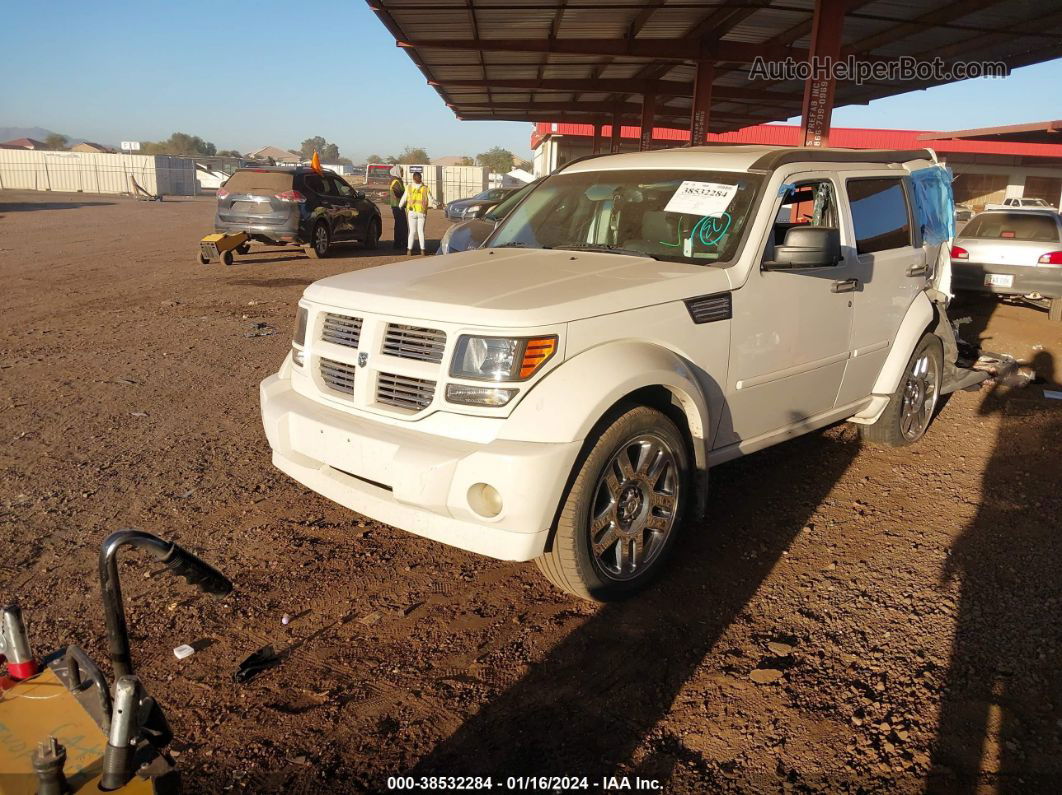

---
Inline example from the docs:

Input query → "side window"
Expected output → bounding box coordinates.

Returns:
[846,177,912,254]
[302,174,324,195]
[770,180,837,247]
[331,177,353,197]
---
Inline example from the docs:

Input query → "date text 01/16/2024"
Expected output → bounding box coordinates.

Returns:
[386,775,663,791]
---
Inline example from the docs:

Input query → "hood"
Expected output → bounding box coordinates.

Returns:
[304,247,728,327]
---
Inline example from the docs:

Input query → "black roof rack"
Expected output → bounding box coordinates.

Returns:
[749,148,934,171]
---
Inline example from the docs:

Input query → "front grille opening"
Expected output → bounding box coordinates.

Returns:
[330,466,392,492]
[320,357,357,396]
[322,313,363,349]
[376,371,436,411]
[382,323,446,363]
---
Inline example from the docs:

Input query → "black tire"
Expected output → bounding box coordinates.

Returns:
[860,332,943,447]
[1050,298,1062,323]
[197,251,210,265]
[220,250,234,266]
[305,222,331,259]
[365,218,381,250]
[236,243,251,255]
[535,405,690,601]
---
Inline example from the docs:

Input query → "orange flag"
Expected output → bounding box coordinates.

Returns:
[311,150,322,173]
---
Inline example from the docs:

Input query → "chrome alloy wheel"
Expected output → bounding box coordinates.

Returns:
[314,224,329,256]
[588,433,680,581]
[900,350,939,440]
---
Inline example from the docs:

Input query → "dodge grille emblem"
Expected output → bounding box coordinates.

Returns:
[358,352,368,368]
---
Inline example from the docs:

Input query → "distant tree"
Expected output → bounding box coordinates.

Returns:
[336,156,353,166]
[299,136,341,161]
[141,132,217,156]
[476,146,515,174]
[216,149,243,158]
[396,146,429,164]
[44,133,68,151]
[456,155,475,166]
[365,153,391,164]
[513,158,532,171]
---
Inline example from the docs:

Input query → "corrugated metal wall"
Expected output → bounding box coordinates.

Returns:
[0,150,198,196]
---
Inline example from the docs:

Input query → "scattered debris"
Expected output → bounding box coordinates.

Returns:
[234,645,280,684]
[767,641,795,656]
[173,644,195,660]
[131,412,148,417]
[281,613,292,625]
[358,611,382,626]
[244,322,275,338]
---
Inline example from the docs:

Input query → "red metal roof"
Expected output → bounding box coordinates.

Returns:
[531,122,1062,159]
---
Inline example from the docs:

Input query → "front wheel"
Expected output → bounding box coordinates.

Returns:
[860,332,943,447]
[365,218,380,250]
[535,405,689,601]
[305,222,331,259]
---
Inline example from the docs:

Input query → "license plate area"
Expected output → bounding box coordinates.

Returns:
[985,273,1014,288]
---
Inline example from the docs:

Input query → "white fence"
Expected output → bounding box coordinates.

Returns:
[0,150,199,196]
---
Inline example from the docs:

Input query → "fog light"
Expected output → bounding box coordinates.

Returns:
[467,483,503,518]
[292,346,305,367]
[445,383,517,406]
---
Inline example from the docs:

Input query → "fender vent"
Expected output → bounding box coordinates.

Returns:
[684,292,732,324]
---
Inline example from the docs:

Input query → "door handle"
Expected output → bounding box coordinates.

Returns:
[906,264,928,277]
[831,278,859,293]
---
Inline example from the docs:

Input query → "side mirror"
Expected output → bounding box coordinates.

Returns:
[764,226,841,269]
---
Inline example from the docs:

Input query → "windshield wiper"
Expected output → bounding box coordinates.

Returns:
[495,241,529,248]
[553,243,658,260]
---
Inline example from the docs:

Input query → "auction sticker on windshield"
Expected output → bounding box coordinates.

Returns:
[664,181,738,217]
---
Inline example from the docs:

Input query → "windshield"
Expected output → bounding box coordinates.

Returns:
[960,213,1060,242]
[488,169,763,264]
[485,180,540,222]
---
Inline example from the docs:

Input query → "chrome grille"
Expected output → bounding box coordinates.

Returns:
[376,372,436,411]
[382,323,446,363]
[320,357,357,396]
[321,313,363,349]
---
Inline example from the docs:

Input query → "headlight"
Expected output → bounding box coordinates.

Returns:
[450,335,557,381]
[438,224,454,254]
[293,306,308,346]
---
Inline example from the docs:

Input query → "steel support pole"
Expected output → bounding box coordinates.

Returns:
[592,122,602,154]
[610,113,622,153]
[799,0,845,147]
[689,60,715,147]
[640,94,656,151]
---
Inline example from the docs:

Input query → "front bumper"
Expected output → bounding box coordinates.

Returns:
[951,260,1062,298]
[260,372,580,561]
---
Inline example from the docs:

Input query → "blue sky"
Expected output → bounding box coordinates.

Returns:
[1,0,1059,160]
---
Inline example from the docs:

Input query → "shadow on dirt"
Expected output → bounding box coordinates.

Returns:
[930,339,1062,791]
[0,200,115,212]
[409,426,862,785]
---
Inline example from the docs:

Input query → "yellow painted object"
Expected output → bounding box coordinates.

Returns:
[199,231,249,263]
[0,667,161,793]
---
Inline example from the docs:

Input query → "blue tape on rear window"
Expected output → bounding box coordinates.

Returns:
[778,182,796,197]
[909,165,955,246]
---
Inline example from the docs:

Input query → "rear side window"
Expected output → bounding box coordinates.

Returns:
[302,174,326,195]
[960,213,1061,242]
[222,170,293,196]
[846,177,911,254]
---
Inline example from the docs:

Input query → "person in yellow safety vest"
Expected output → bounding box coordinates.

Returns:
[387,166,407,251]
[397,171,436,255]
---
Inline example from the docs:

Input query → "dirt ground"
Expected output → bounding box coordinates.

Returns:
[1,189,1060,794]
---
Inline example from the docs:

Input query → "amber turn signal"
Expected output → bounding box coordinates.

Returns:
[519,336,558,379]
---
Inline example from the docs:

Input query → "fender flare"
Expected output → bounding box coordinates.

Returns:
[498,341,712,475]
[870,291,936,397]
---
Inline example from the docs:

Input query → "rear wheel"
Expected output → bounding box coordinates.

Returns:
[860,333,943,447]
[220,250,234,266]
[305,222,330,259]
[1050,298,1062,323]
[236,243,250,255]
[196,251,210,265]
[535,405,689,601]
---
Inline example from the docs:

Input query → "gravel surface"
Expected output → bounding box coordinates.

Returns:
[1,190,1060,793]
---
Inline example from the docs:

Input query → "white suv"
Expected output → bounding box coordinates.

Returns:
[260,145,982,600]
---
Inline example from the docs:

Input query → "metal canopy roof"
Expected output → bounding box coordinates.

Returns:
[918,119,1062,146]
[368,0,1062,134]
